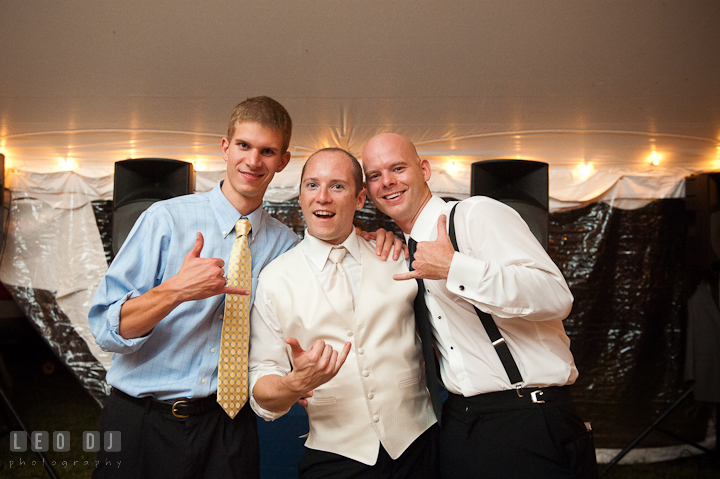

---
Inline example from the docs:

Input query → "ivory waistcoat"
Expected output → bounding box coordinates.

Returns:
[257,237,436,465]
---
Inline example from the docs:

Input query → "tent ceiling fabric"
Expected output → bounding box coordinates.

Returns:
[1,1,719,179]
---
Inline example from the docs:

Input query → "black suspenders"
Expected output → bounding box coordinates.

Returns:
[448,204,524,386]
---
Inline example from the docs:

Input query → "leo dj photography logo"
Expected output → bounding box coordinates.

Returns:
[8,431,122,471]
[10,431,120,453]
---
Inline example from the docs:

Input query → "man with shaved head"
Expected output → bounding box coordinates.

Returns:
[361,133,598,479]
[249,148,438,478]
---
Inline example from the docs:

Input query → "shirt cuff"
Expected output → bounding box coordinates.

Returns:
[446,252,488,299]
[101,290,154,352]
[249,370,292,421]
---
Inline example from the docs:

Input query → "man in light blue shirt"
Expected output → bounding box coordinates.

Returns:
[89,96,301,479]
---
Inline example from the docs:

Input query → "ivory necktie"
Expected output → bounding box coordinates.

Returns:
[323,246,354,317]
[217,218,252,418]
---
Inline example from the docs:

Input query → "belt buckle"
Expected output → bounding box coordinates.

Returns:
[530,389,545,404]
[172,400,190,418]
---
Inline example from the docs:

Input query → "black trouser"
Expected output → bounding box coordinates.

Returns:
[92,389,260,479]
[298,424,439,479]
[440,387,598,479]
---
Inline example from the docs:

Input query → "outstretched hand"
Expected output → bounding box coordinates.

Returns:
[393,215,454,281]
[175,232,250,301]
[286,338,351,406]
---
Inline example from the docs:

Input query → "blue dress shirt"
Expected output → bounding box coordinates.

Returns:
[89,181,299,400]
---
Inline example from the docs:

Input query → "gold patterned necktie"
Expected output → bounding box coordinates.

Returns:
[217,218,252,418]
[323,246,354,317]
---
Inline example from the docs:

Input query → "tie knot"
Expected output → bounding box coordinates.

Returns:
[328,246,347,265]
[235,218,251,237]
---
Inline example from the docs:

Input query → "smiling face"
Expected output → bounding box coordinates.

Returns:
[299,150,366,245]
[221,121,291,215]
[361,133,432,233]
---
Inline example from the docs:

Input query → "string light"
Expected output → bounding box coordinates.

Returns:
[192,159,207,171]
[439,157,467,177]
[60,157,76,171]
[576,162,594,180]
[649,151,661,166]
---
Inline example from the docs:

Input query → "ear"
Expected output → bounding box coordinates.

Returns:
[221,137,230,161]
[355,187,367,211]
[275,151,292,173]
[420,159,432,182]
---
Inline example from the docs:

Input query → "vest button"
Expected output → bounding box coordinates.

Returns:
[367,392,374,399]
[362,370,369,377]
[347,331,353,337]
[357,348,364,355]
[372,415,379,422]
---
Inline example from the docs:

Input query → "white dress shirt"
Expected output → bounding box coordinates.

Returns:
[410,195,577,396]
[249,230,362,419]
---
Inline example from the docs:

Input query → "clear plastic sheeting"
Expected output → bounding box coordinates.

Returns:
[0,194,112,404]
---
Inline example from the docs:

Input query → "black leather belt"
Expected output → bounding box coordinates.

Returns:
[112,388,219,418]
[446,386,574,414]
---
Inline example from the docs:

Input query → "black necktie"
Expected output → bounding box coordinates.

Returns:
[408,238,442,424]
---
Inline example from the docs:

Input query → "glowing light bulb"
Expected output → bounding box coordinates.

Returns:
[60,157,76,171]
[649,151,661,166]
[577,162,594,180]
[193,159,207,172]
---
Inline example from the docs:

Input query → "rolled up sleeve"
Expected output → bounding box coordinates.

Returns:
[88,208,166,354]
[249,281,293,421]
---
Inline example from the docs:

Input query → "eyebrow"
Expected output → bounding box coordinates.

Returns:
[234,138,279,152]
[365,159,408,175]
[303,176,350,185]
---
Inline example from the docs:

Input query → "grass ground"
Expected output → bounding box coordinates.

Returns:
[0,320,718,478]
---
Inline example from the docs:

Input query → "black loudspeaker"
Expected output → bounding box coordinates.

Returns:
[684,173,720,273]
[112,158,195,255]
[471,160,549,250]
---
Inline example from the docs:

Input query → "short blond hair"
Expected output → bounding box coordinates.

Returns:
[227,96,292,153]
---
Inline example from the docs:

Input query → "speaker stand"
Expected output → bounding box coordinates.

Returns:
[600,386,715,475]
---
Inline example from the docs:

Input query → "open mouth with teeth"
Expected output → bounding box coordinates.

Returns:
[314,211,335,218]
[383,191,405,201]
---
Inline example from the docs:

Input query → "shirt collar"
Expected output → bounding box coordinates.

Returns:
[301,228,361,271]
[210,180,265,243]
[407,195,447,243]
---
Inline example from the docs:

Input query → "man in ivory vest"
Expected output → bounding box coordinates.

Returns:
[361,133,598,479]
[249,148,439,478]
